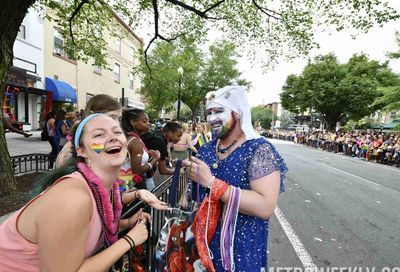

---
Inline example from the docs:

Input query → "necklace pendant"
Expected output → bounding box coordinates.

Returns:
[212,162,218,169]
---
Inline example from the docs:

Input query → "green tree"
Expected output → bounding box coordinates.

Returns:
[279,110,296,129]
[136,39,249,120]
[375,86,400,111]
[281,54,399,131]
[378,31,400,111]
[1,0,400,194]
[251,106,273,129]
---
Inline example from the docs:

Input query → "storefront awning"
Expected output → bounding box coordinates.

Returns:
[45,77,77,103]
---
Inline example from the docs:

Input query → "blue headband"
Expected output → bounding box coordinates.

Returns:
[74,113,105,148]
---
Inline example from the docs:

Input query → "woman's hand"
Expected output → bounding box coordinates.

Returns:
[148,150,161,161]
[137,189,168,210]
[126,216,149,247]
[180,195,189,210]
[182,157,214,188]
[126,208,151,228]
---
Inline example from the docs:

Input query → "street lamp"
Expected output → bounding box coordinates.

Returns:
[177,67,183,120]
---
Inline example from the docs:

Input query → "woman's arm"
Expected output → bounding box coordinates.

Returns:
[37,178,148,272]
[192,133,200,145]
[49,119,55,130]
[128,138,150,175]
[186,133,197,153]
[36,180,93,271]
[61,123,68,136]
[121,188,139,205]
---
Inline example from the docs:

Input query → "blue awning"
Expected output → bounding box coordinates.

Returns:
[45,77,77,103]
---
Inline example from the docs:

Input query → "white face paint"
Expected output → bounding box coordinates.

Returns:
[206,103,236,139]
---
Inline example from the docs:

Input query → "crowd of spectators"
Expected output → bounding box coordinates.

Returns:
[266,129,400,167]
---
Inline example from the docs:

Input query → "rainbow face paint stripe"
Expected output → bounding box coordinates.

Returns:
[91,143,104,154]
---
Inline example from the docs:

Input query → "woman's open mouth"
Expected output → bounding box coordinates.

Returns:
[104,146,122,154]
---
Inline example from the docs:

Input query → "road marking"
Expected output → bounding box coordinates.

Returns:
[323,164,384,189]
[274,206,319,271]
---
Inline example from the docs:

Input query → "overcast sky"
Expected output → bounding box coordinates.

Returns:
[243,19,400,107]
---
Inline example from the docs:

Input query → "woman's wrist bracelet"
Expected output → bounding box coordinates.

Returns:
[124,235,136,250]
[133,189,139,199]
[122,236,134,250]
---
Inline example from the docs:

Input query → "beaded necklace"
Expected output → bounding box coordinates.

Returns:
[212,139,237,169]
[220,186,241,271]
[78,162,122,246]
[217,140,237,154]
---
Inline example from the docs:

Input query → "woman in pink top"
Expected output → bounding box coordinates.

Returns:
[0,114,150,272]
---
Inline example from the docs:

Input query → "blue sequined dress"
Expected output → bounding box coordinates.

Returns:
[196,137,288,272]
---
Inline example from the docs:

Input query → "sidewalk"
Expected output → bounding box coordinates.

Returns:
[6,130,51,156]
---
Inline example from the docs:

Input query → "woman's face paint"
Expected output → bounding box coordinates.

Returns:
[91,143,104,154]
[206,106,237,139]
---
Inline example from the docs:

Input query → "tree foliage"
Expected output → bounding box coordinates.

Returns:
[278,110,296,129]
[251,106,273,129]
[280,53,399,131]
[135,38,249,119]
[34,0,400,70]
[379,31,400,111]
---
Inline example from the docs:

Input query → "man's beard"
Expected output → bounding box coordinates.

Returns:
[210,112,238,140]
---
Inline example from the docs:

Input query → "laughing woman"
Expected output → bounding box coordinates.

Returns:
[0,114,149,272]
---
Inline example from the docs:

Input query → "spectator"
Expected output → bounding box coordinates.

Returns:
[120,108,161,191]
[2,111,32,138]
[0,114,149,271]
[172,123,197,160]
[53,109,68,152]
[142,121,183,175]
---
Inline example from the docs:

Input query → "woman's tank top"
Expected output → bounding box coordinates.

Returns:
[0,171,102,271]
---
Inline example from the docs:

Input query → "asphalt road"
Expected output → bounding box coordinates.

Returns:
[4,134,400,269]
[268,139,400,270]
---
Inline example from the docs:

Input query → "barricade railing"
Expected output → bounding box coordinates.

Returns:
[10,153,55,175]
[120,171,188,271]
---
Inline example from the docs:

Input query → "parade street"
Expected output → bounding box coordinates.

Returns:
[5,135,400,268]
[268,139,400,270]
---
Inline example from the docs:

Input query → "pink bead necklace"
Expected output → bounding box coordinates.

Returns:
[78,162,122,246]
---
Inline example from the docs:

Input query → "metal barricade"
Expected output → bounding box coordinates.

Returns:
[10,153,55,175]
[120,171,188,271]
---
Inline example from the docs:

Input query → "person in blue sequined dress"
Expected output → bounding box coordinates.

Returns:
[183,86,288,272]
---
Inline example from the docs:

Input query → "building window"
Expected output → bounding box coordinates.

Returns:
[114,63,120,83]
[53,29,65,55]
[129,47,134,62]
[17,25,26,39]
[93,65,102,75]
[129,72,134,89]
[115,37,121,54]
[54,75,58,80]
